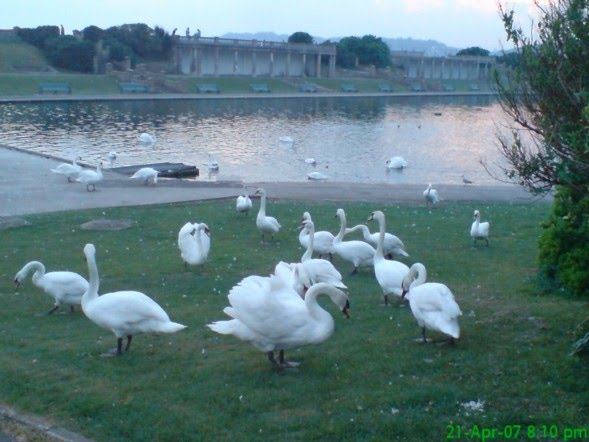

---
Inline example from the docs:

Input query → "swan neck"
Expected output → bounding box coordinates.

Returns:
[302,227,314,261]
[25,261,45,283]
[411,264,427,288]
[335,213,346,242]
[258,192,266,215]
[376,217,386,258]
[84,253,100,306]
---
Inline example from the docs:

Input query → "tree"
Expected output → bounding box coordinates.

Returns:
[45,36,95,72]
[456,46,490,57]
[288,32,314,44]
[336,35,391,68]
[493,0,589,296]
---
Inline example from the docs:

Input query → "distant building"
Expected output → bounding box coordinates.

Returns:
[173,36,336,78]
[390,51,496,81]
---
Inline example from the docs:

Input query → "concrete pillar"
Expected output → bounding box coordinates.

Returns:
[302,53,307,77]
[252,48,257,77]
[214,46,219,76]
[233,49,238,76]
[286,51,291,77]
[316,54,321,78]
[195,47,201,76]
[190,47,196,74]
[329,54,335,77]
[270,51,274,77]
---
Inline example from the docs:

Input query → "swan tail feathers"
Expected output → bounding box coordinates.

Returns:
[160,322,187,333]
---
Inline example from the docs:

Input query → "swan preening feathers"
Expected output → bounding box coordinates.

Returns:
[207,268,350,370]
[14,261,89,315]
[178,222,211,270]
[401,263,462,343]
[82,244,186,356]
[236,185,253,215]
[470,209,490,247]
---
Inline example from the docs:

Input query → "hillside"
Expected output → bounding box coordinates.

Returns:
[0,38,50,73]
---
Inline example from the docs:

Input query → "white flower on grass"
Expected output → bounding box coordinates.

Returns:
[461,399,485,416]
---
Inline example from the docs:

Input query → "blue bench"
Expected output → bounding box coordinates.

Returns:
[469,83,480,91]
[410,84,425,92]
[119,82,148,93]
[378,83,394,92]
[340,83,358,93]
[38,83,72,94]
[195,84,221,93]
[299,83,318,93]
[249,83,271,93]
[442,84,456,92]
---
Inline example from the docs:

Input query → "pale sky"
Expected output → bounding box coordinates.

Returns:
[3,0,543,51]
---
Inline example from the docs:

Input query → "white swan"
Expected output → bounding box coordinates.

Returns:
[14,261,89,315]
[332,208,375,274]
[177,222,211,270]
[254,188,281,241]
[423,183,440,208]
[307,171,329,181]
[345,223,409,259]
[130,167,159,185]
[367,211,410,306]
[235,185,252,215]
[76,162,103,191]
[298,219,346,295]
[304,158,316,165]
[279,136,294,144]
[138,133,157,144]
[207,158,219,171]
[107,151,118,168]
[470,209,490,246]
[82,243,186,356]
[298,212,334,260]
[401,262,462,343]
[51,157,82,182]
[385,156,407,169]
[207,269,350,369]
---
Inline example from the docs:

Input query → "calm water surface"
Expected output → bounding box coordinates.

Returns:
[0,95,511,186]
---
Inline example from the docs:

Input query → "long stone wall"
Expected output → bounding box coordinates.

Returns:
[390,51,496,81]
[174,36,336,78]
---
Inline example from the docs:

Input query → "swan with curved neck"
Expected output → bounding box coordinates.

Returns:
[178,222,211,270]
[299,212,334,260]
[82,243,186,356]
[236,185,253,215]
[207,268,350,370]
[14,261,88,315]
[470,210,490,247]
[367,211,410,305]
[130,167,159,185]
[51,157,82,183]
[297,219,346,296]
[401,262,462,343]
[254,187,281,241]
[333,208,375,274]
[345,223,408,259]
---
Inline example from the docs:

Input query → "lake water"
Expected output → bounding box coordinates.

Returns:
[0,94,511,186]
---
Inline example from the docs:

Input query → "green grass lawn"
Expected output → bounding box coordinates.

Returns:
[1,199,587,441]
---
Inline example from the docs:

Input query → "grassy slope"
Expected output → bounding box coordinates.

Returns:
[0,199,587,441]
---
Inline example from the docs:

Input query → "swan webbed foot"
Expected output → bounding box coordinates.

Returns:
[38,305,60,316]
[102,337,126,357]
[101,348,123,357]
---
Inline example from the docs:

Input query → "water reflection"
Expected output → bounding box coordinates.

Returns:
[0,95,509,185]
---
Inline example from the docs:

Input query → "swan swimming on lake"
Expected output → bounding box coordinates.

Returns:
[76,162,103,191]
[51,157,83,182]
[385,156,408,169]
[307,171,329,181]
[14,261,89,315]
[107,151,118,168]
[130,167,159,185]
[401,262,462,343]
[138,133,157,144]
[207,266,350,370]
[82,243,186,356]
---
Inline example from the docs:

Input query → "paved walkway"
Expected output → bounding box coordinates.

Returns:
[0,144,542,218]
